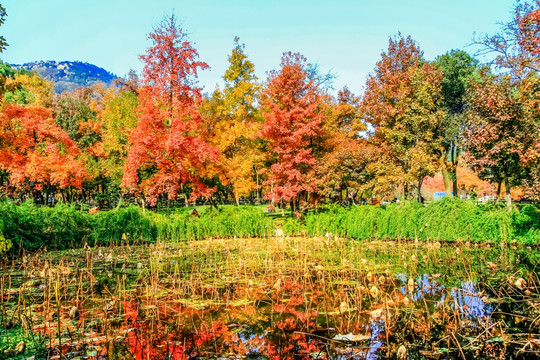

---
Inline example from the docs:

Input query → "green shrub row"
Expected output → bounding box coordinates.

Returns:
[1,198,539,253]
[283,198,540,244]
[0,202,273,253]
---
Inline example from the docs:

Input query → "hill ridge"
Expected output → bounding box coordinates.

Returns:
[11,60,118,93]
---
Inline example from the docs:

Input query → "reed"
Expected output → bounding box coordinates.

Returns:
[1,236,538,359]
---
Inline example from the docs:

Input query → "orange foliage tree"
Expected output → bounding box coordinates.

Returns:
[261,52,325,210]
[472,1,540,202]
[464,69,536,206]
[0,104,87,199]
[122,15,219,206]
[315,87,374,202]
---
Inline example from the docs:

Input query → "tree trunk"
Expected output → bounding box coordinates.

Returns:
[235,191,240,206]
[440,151,452,196]
[504,177,512,209]
[452,178,458,198]
[417,177,424,203]
[255,166,260,202]
[450,141,459,197]
[441,165,452,196]
[403,183,409,200]
[496,181,502,199]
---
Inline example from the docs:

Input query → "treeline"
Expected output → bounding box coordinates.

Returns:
[1,198,539,254]
[0,2,539,209]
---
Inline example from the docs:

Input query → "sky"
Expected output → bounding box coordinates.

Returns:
[0,0,516,95]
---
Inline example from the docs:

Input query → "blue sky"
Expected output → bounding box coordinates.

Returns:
[1,0,515,95]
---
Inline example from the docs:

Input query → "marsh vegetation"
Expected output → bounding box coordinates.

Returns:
[2,235,539,359]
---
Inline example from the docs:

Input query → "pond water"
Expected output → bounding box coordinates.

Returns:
[1,237,539,359]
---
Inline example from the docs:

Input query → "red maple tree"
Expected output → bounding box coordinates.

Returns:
[261,52,325,208]
[122,15,219,205]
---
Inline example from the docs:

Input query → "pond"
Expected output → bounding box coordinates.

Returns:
[1,237,539,359]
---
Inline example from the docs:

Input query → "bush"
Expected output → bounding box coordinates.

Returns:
[154,206,272,241]
[0,219,11,253]
[0,201,90,252]
[0,201,273,253]
[90,206,157,245]
[284,198,540,244]
[1,199,538,253]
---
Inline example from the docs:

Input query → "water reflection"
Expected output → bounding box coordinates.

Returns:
[106,274,496,360]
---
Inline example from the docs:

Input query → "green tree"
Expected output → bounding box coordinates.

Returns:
[53,86,107,202]
[434,50,478,196]
[0,5,8,53]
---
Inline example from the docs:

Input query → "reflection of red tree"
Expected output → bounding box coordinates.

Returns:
[263,333,324,360]
[124,300,188,360]
[120,283,329,360]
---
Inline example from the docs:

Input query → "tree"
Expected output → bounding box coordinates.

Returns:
[464,69,535,207]
[324,87,365,137]
[200,38,264,205]
[99,88,139,194]
[315,137,375,202]
[0,104,87,199]
[122,15,218,206]
[261,52,325,211]
[518,73,540,201]
[0,65,54,107]
[361,34,445,201]
[474,0,539,79]
[54,85,104,148]
[434,50,478,196]
[472,1,540,204]
[313,87,371,202]
[54,85,107,202]
[0,5,7,52]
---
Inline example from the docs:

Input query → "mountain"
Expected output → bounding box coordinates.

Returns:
[11,60,118,93]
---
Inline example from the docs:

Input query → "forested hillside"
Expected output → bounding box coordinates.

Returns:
[11,60,117,93]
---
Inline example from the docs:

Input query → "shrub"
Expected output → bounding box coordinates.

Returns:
[0,201,273,253]
[90,206,157,245]
[285,198,539,244]
[1,199,538,254]
[0,219,11,253]
[0,201,90,252]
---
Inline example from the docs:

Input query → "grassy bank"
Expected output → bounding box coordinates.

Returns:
[1,198,539,253]
[283,198,540,244]
[0,202,273,253]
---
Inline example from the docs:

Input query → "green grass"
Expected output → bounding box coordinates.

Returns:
[0,326,48,360]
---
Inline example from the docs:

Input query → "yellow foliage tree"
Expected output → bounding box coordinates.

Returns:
[98,87,139,191]
[4,71,54,107]
[201,37,264,204]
